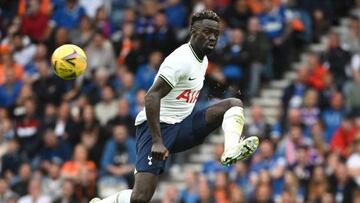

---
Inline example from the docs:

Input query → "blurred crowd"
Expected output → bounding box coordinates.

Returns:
[0,0,360,202]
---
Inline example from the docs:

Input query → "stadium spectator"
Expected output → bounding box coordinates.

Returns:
[300,89,320,130]
[322,92,345,143]
[142,11,176,55]
[53,179,77,203]
[347,135,360,186]
[100,124,136,189]
[213,172,240,203]
[318,72,339,110]
[80,129,103,166]
[61,144,97,202]
[323,32,351,85]
[251,141,285,189]
[18,178,51,203]
[344,69,360,113]
[282,171,303,202]
[277,125,309,165]
[258,0,292,79]
[41,158,64,201]
[311,9,330,43]
[306,165,328,202]
[79,0,104,19]
[133,89,147,119]
[94,85,118,126]
[20,0,50,42]
[161,184,178,203]
[223,0,252,30]
[11,163,32,197]
[271,108,306,141]
[197,175,216,203]
[179,170,199,203]
[310,121,328,158]
[78,104,100,136]
[221,28,250,92]
[328,161,357,203]
[85,31,117,77]
[342,15,360,54]
[305,53,327,90]
[107,98,135,136]
[94,6,111,38]
[281,67,309,110]
[331,115,357,157]
[202,143,234,184]
[0,178,18,202]
[135,51,163,90]
[245,17,271,97]
[244,105,271,140]
[70,15,96,48]
[51,0,86,29]
[31,60,65,109]
[251,183,274,203]
[114,23,135,65]
[163,0,187,29]
[0,51,24,86]
[39,129,72,167]
[15,98,41,159]
[0,68,23,108]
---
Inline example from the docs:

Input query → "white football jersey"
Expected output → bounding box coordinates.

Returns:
[135,43,208,125]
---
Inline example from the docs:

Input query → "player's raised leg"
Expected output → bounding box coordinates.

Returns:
[89,172,157,203]
[204,98,259,165]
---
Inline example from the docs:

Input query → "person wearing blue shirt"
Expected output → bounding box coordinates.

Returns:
[202,143,235,184]
[321,92,345,143]
[135,51,162,91]
[0,69,23,108]
[52,0,86,29]
[100,124,136,188]
[258,0,292,79]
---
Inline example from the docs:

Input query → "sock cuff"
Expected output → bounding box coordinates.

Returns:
[223,106,244,119]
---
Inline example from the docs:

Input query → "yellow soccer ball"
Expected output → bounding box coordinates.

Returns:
[51,44,87,80]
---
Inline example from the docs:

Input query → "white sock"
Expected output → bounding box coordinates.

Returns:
[222,106,245,150]
[97,190,132,203]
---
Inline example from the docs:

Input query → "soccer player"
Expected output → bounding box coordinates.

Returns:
[90,10,259,203]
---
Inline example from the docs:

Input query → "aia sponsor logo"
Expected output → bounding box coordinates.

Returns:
[176,90,200,103]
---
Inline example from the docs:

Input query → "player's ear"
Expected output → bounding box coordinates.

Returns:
[190,26,195,35]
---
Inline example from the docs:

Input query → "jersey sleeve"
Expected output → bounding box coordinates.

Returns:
[157,63,184,89]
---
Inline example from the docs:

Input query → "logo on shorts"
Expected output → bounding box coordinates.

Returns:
[148,156,153,165]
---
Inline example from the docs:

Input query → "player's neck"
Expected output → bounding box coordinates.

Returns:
[189,42,205,60]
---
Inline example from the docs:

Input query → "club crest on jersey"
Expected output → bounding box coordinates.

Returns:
[176,90,200,103]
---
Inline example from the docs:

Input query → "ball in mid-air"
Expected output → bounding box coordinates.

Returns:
[51,44,87,80]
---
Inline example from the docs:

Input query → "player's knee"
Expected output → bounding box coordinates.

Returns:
[227,97,243,108]
[130,191,151,203]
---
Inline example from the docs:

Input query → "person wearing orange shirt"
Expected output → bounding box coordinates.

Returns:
[62,144,97,202]
[306,53,328,90]
[0,51,24,86]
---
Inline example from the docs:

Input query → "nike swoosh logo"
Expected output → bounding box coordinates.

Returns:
[189,77,196,81]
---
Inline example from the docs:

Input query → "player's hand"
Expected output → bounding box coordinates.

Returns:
[151,142,169,160]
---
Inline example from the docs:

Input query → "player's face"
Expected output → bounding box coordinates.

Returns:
[194,19,220,53]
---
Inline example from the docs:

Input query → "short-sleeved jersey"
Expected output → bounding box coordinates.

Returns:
[135,43,208,125]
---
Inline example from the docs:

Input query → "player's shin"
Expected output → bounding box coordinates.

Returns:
[222,106,245,150]
[90,189,132,203]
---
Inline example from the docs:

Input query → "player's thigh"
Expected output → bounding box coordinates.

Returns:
[131,172,158,203]
[204,98,243,128]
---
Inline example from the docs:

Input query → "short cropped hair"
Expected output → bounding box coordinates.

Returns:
[190,10,220,27]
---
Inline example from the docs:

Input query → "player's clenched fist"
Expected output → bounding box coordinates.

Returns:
[151,142,169,160]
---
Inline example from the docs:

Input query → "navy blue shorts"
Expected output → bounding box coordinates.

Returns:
[135,107,216,175]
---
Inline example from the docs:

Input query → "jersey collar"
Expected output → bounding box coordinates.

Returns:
[188,43,203,63]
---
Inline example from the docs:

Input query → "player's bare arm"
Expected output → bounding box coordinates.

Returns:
[144,77,172,160]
